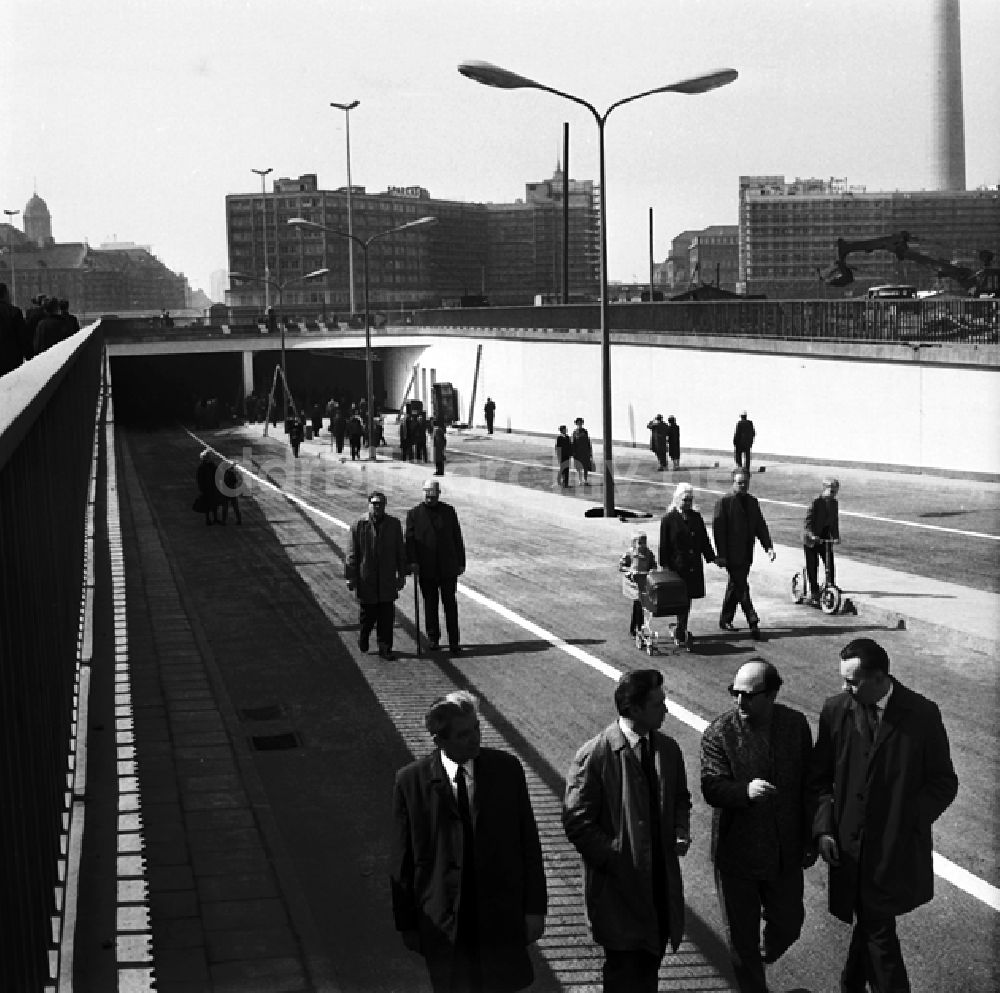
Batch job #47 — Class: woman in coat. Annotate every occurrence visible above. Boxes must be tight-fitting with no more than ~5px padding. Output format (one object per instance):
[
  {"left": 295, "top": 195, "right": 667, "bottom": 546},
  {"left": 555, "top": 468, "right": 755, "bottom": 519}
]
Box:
[
  {"left": 571, "top": 417, "right": 594, "bottom": 486},
  {"left": 658, "top": 482, "right": 719, "bottom": 645}
]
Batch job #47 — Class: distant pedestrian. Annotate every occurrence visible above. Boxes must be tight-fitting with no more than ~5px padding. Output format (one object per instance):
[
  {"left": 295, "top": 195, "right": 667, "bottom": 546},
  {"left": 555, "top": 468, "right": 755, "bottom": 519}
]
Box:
[
  {"left": 733, "top": 411, "right": 756, "bottom": 472},
  {"left": 310, "top": 401, "right": 323, "bottom": 437},
  {"left": 712, "top": 468, "right": 775, "bottom": 640},
  {"left": 390, "top": 690, "right": 547, "bottom": 993},
  {"left": 803, "top": 478, "right": 841, "bottom": 605},
  {"left": 289, "top": 417, "right": 304, "bottom": 458},
  {"left": 666, "top": 415, "right": 680, "bottom": 470},
  {"left": 646, "top": 414, "right": 668, "bottom": 471},
  {"left": 194, "top": 449, "right": 222, "bottom": 525},
  {"left": 332, "top": 405, "right": 347, "bottom": 454},
  {"left": 33, "top": 297, "right": 66, "bottom": 354},
  {"left": 0, "top": 283, "right": 28, "bottom": 376},
  {"left": 406, "top": 479, "right": 466, "bottom": 653},
  {"left": 484, "top": 396, "right": 496, "bottom": 434},
  {"left": 415, "top": 411, "right": 429, "bottom": 463},
  {"left": 347, "top": 409, "right": 364, "bottom": 460},
  {"left": 658, "top": 482, "right": 720, "bottom": 646},
  {"left": 563, "top": 669, "right": 692, "bottom": 993},
  {"left": 59, "top": 299, "right": 81, "bottom": 336},
  {"left": 345, "top": 490, "right": 408, "bottom": 660},
  {"left": 554, "top": 425, "right": 573, "bottom": 488},
  {"left": 810, "top": 638, "right": 958, "bottom": 993},
  {"left": 619, "top": 533, "right": 656, "bottom": 636},
  {"left": 432, "top": 419, "right": 447, "bottom": 475},
  {"left": 572, "top": 417, "right": 594, "bottom": 486},
  {"left": 24, "top": 295, "right": 47, "bottom": 352},
  {"left": 220, "top": 460, "right": 244, "bottom": 525},
  {"left": 701, "top": 659, "right": 817, "bottom": 993}
]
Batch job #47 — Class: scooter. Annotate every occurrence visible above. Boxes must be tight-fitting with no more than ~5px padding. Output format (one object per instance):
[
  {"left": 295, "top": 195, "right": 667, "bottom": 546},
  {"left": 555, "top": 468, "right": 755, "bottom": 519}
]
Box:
[{"left": 791, "top": 538, "right": 842, "bottom": 614}]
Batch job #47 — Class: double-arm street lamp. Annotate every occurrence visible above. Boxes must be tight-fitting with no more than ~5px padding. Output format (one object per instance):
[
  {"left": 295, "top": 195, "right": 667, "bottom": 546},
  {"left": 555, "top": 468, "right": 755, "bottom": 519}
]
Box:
[
  {"left": 459, "top": 60, "right": 738, "bottom": 516},
  {"left": 3, "top": 208, "right": 20, "bottom": 304},
  {"left": 229, "top": 268, "right": 329, "bottom": 427},
  {"left": 251, "top": 167, "right": 274, "bottom": 310},
  {"left": 287, "top": 215, "right": 438, "bottom": 460},
  {"left": 330, "top": 99, "right": 360, "bottom": 315}
]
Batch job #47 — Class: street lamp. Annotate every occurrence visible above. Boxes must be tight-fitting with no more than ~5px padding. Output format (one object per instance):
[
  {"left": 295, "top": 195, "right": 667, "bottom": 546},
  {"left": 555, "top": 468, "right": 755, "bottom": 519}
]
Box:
[
  {"left": 251, "top": 167, "right": 273, "bottom": 310},
  {"left": 3, "top": 209, "right": 19, "bottom": 304},
  {"left": 288, "top": 215, "right": 438, "bottom": 460},
  {"left": 330, "top": 99, "right": 360, "bottom": 315},
  {"left": 229, "top": 267, "right": 328, "bottom": 429},
  {"left": 459, "top": 60, "right": 738, "bottom": 516}
]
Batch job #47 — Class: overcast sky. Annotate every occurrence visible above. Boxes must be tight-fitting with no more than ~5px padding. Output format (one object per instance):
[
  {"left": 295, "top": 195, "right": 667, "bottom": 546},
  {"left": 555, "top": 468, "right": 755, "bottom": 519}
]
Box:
[{"left": 4, "top": 0, "right": 998, "bottom": 296}]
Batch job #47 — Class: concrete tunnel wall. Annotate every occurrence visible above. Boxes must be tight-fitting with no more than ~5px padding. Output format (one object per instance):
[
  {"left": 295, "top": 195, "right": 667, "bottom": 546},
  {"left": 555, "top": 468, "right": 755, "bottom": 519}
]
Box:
[{"left": 380, "top": 335, "right": 1000, "bottom": 476}]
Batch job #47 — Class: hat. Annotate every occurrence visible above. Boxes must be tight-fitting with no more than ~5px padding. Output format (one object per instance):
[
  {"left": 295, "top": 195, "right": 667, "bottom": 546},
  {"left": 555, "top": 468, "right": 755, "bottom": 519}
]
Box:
[{"left": 574, "top": 417, "right": 584, "bottom": 425}]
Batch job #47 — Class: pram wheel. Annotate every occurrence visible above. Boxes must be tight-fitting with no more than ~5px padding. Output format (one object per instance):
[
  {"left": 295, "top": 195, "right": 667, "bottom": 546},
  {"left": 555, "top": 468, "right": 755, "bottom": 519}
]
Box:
[
  {"left": 820, "top": 585, "right": 842, "bottom": 615},
  {"left": 791, "top": 571, "right": 807, "bottom": 603}
]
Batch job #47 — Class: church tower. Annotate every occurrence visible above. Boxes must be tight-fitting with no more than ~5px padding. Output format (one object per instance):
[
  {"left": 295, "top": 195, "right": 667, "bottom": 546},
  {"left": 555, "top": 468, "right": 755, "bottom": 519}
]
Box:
[{"left": 24, "top": 192, "right": 53, "bottom": 247}]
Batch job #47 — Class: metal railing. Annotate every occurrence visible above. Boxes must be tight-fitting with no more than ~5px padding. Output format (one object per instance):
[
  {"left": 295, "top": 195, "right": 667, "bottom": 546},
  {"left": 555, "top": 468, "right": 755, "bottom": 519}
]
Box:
[{"left": 0, "top": 328, "right": 104, "bottom": 990}]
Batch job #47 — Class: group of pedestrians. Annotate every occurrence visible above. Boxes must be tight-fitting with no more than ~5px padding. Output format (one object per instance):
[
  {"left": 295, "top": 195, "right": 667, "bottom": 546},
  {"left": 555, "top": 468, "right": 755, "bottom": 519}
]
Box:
[
  {"left": 390, "top": 641, "right": 957, "bottom": 993},
  {"left": 193, "top": 449, "right": 244, "bottom": 525},
  {"left": 646, "top": 413, "right": 681, "bottom": 471},
  {"left": 554, "top": 416, "right": 595, "bottom": 487},
  {"left": 0, "top": 286, "right": 81, "bottom": 377}
]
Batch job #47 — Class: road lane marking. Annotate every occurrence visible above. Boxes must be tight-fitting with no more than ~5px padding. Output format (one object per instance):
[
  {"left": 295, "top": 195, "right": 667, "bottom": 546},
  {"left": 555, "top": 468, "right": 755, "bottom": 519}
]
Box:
[{"left": 193, "top": 433, "right": 1000, "bottom": 914}]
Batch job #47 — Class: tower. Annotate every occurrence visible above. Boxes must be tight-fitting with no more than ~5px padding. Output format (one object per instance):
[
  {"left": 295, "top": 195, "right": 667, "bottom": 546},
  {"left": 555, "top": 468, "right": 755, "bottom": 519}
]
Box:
[
  {"left": 23, "top": 192, "right": 53, "bottom": 247},
  {"left": 930, "top": 0, "right": 966, "bottom": 191}
]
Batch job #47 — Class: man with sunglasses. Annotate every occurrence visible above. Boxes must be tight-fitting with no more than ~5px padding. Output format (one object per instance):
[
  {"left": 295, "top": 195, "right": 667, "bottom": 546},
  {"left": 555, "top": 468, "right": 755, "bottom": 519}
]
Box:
[{"left": 700, "top": 659, "right": 816, "bottom": 993}]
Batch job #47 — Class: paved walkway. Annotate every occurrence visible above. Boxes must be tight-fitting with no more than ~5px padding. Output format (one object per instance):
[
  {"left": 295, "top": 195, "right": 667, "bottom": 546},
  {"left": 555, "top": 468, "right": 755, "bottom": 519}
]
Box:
[{"left": 102, "top": 422, "right": 997, "bottom": 992}]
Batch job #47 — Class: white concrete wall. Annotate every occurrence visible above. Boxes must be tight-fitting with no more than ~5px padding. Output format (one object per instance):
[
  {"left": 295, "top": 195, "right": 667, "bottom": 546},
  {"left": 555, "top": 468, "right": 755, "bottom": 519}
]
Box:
[{"left": 378, "top": 335, "right": 1000, "bottom": 475}]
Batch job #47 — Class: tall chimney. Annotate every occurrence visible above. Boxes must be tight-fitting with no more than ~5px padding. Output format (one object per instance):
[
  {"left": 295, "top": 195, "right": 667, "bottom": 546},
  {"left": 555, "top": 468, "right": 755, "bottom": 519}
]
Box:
[{"left": 930, "top": 0, "right": 966, "bottom": 191}]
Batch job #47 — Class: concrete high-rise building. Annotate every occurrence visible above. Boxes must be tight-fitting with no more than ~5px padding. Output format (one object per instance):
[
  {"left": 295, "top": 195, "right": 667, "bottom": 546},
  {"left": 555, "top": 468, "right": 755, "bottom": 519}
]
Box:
[{"left": 931, "top": 0, "right": 966, "bottom": 191}]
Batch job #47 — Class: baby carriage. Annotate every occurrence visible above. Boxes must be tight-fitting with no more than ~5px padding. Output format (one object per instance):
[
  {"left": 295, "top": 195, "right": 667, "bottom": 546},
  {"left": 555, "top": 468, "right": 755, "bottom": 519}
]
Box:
[{"left": 631, "top": 568, "right": 691, "bottom": 655}]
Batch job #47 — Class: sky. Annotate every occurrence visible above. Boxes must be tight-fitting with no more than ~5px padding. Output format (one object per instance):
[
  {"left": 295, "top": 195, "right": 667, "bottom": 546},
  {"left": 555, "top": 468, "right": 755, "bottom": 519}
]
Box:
[{"left": 3, "top": 0, "right": 998, "bottom": 296}]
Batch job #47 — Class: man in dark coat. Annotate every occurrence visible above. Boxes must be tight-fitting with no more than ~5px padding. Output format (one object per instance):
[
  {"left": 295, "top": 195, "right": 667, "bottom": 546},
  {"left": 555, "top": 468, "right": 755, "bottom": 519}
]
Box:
[
  {"left": 563, "top": 669, "right": 691, "bottom": 993},
  {"left": 345, "top": 490, "right": 408, "bottom": 660},
  {"left": 554, "top": 425, "right": 573, "bottom": 488},
  {"left": 733, "top": 411, "right": 756, "bottom": 471},
  {"left": 712, "top": 468, "right": 776, "bottom": 640},
  {"left": 658, "top": 482, "right": 719, "bottom": 644},
  {"left": 701, "top": 659, "right": 817, "bottom": 993},
  {"left": 666, "top": 415, "right": 680, "bottom": 470},
  {"left": 406, "top": 479, "right": 466, "bottom": 652},
  {"left": 0, "top": 283, "right": 29, "bottom": 376},
  {"left": 391, "top": 690, "right": 547, "bottom": 993},
  {"left": 646, "top": 414, "right": 668, "bottom": 470},
  {"left": 803, "top": 477, "right": 841, "bottom": 604},
  {"left": 195, "top": 449, "right": 222, "bottom": 525},
  {"left": 810, "top": 638, "right": 957, "bottom": 993},
  {"left": 33, "top": 297, "right": 67, "bottom": 354},
  {"left": 483, "top": 396, "right": 496, "bottom": 434},
  {"left": 571, "top": 416, "right": 594, "bottom": 486}
]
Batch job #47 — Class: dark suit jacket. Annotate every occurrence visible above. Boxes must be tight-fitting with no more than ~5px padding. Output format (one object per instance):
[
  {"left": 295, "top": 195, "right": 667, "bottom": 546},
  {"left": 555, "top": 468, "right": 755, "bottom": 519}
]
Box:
[
  {"left": 406, "top": 501, "right": 466, "bottom": 581},
  {"left": 345, "top": 514, "right": 407, "bottom": 604},
  {"left": 809, "top": 679, "right": 958, "bottom": 922},
  {"left": 390, "top": 747, "right": 547, "bottom": 993},
  {"left": 712, "top": 491, "right": 772, "bottom": 568}
]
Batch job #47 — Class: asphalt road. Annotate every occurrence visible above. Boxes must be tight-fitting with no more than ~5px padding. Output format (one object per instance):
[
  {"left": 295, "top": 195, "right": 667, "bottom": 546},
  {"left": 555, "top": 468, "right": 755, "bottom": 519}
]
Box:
[{"left": 125, "top": 424, "right": 999, "bottom": 993}]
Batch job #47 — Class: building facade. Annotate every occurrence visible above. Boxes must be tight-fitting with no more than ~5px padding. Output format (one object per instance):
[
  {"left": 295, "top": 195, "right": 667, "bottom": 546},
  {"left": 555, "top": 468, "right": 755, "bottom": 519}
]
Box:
[
  {"left": 224, "top": 167, "right": 600, "bottom": 315},
  {"left": 739, "top": 175, "right": 1000, "bottom": 297}
]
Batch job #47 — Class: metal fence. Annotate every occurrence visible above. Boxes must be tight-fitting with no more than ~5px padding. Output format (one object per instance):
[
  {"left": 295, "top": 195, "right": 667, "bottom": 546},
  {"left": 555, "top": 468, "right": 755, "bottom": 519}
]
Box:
[{"left": 0, "top": 328, "right": 103, "bottom": 990}]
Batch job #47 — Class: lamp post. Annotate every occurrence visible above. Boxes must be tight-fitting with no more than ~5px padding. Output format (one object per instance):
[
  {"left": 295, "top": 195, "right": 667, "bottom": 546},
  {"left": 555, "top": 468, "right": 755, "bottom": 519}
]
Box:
[
  {"left": 3, "top": 209, "right": 19, "bottom": 304},
  {"left": 229, "top": 268, "right": 328, "bottom": 428},
  {"left": 288, "top": 215, "right": 438, "bottom": 460},
  {"left": 459, "top": 60, "right": 737, "bottom": 516},
  {"left": 330, "top": 100, "right": 360, "bottom": 315},
  {"left": 251, "top": 167, "right": 273, "bottom": 311}
]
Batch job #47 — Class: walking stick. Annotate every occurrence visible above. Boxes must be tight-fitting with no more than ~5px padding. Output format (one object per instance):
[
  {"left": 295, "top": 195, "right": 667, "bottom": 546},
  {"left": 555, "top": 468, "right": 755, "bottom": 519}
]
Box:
[{"left": 413, "top": 573, "right": 422, "bottom": 657}]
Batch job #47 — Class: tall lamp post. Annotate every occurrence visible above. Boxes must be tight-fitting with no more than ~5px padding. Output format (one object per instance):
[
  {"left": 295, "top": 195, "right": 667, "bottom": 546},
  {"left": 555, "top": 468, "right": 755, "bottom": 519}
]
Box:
[
  {"left": 459, "top": 60, "right": 737, "bottom": 516},
  {"left": 330, "top": 100, "right": 360, "bottom": 315},
  {"left": 229, "top": 268, "right": 328, "bottom": 427},
  {"left": 251, "top": 167, "right": 273, "bottom": 311},
  {"left": 288, "top": 215, "right": 438, "bottom": 460},
  {"left": 3, "top": 208, "right": 20, "bottom": 304}
]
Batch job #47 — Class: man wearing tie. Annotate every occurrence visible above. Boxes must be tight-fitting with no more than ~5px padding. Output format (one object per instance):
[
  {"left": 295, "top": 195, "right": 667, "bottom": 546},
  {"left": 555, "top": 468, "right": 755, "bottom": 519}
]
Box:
[
  {"left": 810, "top": 638, "right": 958, "bottom": 993},
  {"left": 390, "top": 691, "right": 547, "bottom": 993}
]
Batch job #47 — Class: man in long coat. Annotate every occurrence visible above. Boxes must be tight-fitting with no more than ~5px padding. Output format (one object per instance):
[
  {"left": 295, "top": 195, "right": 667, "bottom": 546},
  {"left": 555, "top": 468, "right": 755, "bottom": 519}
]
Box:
[
  {"left": 810, "top": 638, "right": 958, "bottom": 993},
  {"left": 345, "top": 489, "right": 408, "bottom": 660},
  {"left": 391, "top": 690, "right": 547, "bottom": 993},
  {"left": 646, "top": 414, "right": 668, "bottom": 470},
  {"left": 712, "top": 468, "right": 775, "bottom": 640},
  {"left": 733, "top": 410, "right": 756, "bottom": 471},
  {"left": 563, "top": 669, "right": 692, "bottom": 993}
]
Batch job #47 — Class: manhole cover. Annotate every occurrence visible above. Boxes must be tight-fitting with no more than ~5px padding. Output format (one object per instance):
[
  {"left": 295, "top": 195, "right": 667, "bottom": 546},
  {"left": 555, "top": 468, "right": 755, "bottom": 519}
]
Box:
[
  {"left": 250, "top": 732, "right": 301, "bottom": 751},
  {"left": 240, "top": 704, "right": 284, "bottom": 721}
]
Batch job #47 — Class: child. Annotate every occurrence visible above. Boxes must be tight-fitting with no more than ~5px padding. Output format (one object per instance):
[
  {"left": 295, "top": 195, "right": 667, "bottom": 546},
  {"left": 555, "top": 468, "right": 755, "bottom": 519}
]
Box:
[{"left": 619, "top": 533, "right": 657, "bottom": 636}]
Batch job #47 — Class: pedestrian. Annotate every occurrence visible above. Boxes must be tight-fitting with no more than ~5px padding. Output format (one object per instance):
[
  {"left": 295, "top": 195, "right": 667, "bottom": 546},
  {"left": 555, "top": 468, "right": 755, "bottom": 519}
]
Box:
[
  {"left": 619, "top": 533, "right": 656, "bottom": 637},
  {"left": 803, "top": 477, "right": 841, "bottom": 605},
  {"left": 563, "top": 668, "right": 692, "bottom": 993},
  {"left": 484, "top": 396, "right": 496, "bottom": 434},
  {"left": 572, "top": 417, "right": 594, "bottom": 486},
  {"left": 554, "top": 424, "right": 573, "bottom": 488},
  {"left": 33, "top": 297, "right": 66, "bottom": 355},
  {"left": 658, "top": 482, "right": 720, "bottom": 646},
  {"left": 415, "top": 410, "right": 429, "bottom": 463},
  {"left": 406, "top": 479, "right": 466, "bottom": 653},
  {"left": 220, "top": 459, "right": 244, "bottom": 525},
  {"left": 666, "top": 415, "right": 680, "bottom": 470},
  {"left": 432, "top": 418, "right": 447, "bottom": 476},
  {"left": 310, "top": 400, "right": 323, "bottom": 438},
  {"left": 0, "top": 283, "right": 29, "bottom": 376},
  {"left": 712, "top": 468, "right": 776, "bottom": 640},
  {"left": 332, "top": 404, "right": 347, "bottom": 454},
  {"left": 646, "top": 414, "right": 668, "bottom": 470},
  {"left": 701, "top": 659, "right": 817, "bottom": 993},
  {"left": 24, "top": 295, "right": 47, "bottom": 353},
  {"left": 345, "top": 490, "right": 408, "bottom": 660},
  {"left": 810, "top": 638, "right": 958, "bottom": 993},
  {"left": 733, "top": 410, "right": 756, "bottom": 472},
  {"left": 288, "top": 416, "right": 304, "bottom": 458},
  {"left": 194, "top": 449, "right": 222, "bottom": 525},
  {"left": 390, "top": 690, "right": 547, "bottom": 993},
  {"left": 347, "top": 408, "right": 364, "bottom": 460},
  {"left": 59, "top": 299, "right": 81, "bottom": 336}
]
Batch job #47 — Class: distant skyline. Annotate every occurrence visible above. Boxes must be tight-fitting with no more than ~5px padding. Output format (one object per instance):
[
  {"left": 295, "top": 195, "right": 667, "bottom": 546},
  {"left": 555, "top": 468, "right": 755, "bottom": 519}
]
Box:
[{"left": 4, "top": 0, "right": 998, "bottom": 297}]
